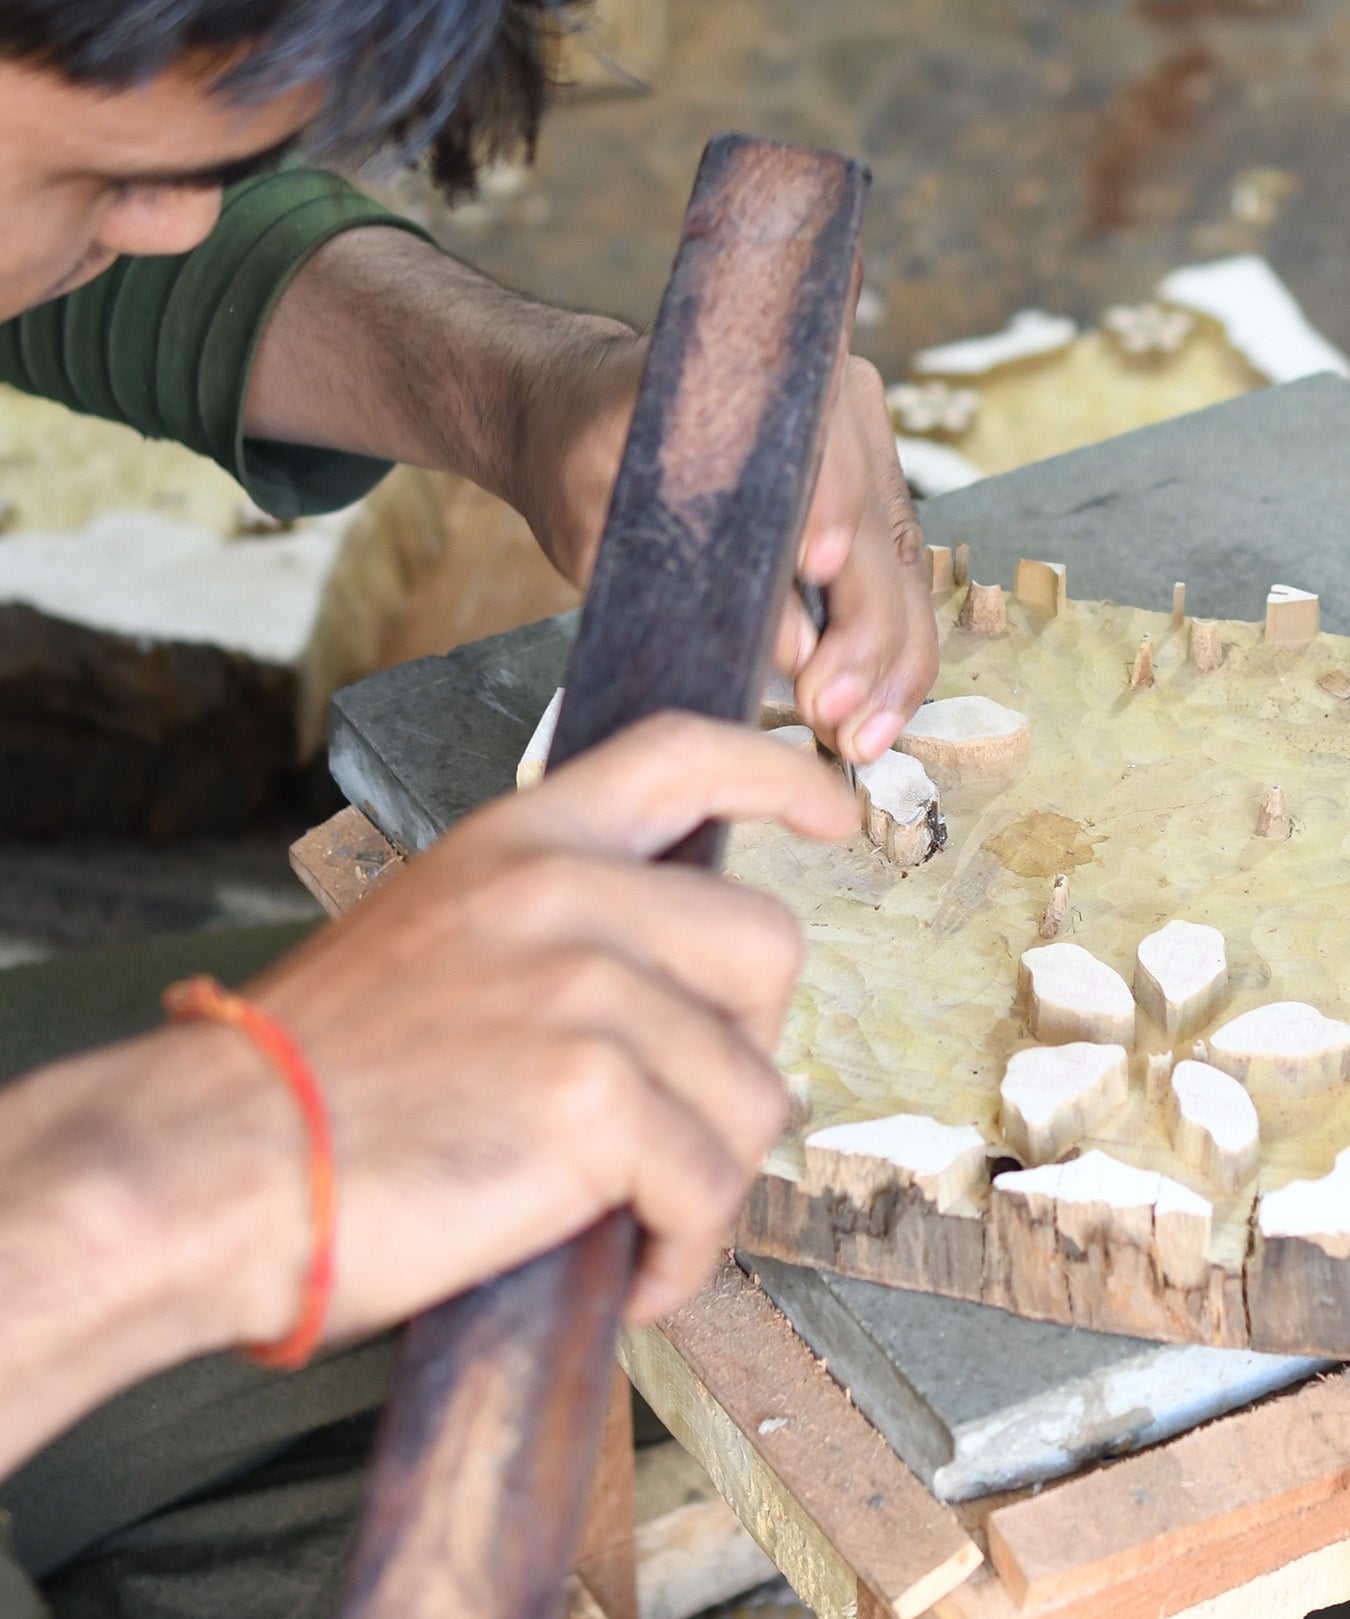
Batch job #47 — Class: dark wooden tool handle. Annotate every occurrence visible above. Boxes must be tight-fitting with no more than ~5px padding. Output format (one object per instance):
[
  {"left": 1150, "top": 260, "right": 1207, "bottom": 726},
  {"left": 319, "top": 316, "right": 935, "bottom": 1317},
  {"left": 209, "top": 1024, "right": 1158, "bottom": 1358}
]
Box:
[{"left": 340, "top": 133, "right": 869, "bottom": 1619}]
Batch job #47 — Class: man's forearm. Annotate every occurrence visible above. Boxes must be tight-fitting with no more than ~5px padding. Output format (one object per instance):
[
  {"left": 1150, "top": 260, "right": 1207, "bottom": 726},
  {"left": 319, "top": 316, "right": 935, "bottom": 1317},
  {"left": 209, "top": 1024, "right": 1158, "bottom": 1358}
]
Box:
[
  {"left": 245, "top": 227, "right": 640, "bottom": 578},
  {"left": 0, "top": 1026, "right": 302, "bottom": 1478}
]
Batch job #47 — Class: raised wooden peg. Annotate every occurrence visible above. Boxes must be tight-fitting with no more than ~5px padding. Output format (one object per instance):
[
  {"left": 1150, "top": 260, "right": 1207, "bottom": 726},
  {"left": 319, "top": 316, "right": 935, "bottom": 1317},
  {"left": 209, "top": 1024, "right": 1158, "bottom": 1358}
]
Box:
[
  {"left": 1013, "top": 558, "right": 1067, "bottom": 616},
  {"left": 1255, "top": 785, "right": 1288, "bottom": 840},
  {"left": 855, "top": 750, "right": 943, "bottom": 866},
  {"left": 1039, "top": 873, "right": 1069, "bottom": 940},
  {"left": 953, "top": 541, "right": 970, "bottom": 587},
  {"left": 804, "top": 1113, "right": 988, "bottom": 1214},
  {"left": 957, "top": 581, "right": 1006, "bottom": 636},
  {"left": 1129, "top": 635, "right": 1154, "bottom": 691},
  {"left": 999, "top": 1042, "right": 1129, "bottom": 1166},
  {"left": 925, "top": 545, "right": 955, "bottom": 592},
  {"left": 1172, "top": 582, "right": 1186, "bottom": 625},
  {"left": 1189, "top": 619, "right": 1222, "bottom": 672},
  {"left": 1206, "top": 1002, "right": 1350, "bottom": 1096},
  {"left": 1265, "top": 584, "right": 1319, "bottom": 645},
  {"left": 1167, "top": 1059, "right": 1260, "bottom": 1192},
  {"left": 896, "top": 695, "right": 1029, "bottom": 788},
  {"left": 1019, "top": 941, "right": 1136, "bottom": 1046},
  {"left": 1133, "top": 920, "right": 1229, "bottom": 1041}
]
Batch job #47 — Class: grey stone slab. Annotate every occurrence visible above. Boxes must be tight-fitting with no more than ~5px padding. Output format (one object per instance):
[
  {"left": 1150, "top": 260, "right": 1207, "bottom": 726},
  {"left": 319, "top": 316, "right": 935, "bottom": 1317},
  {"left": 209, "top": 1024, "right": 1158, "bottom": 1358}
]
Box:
[
  {"left": 745, "top": 1254, "right": 1329, "bottom": 1502},
  {"left": 918, "top": 373, "right": 1350, "bottom": 629},
  {"left": 329, "top": 611, "right": 575, "bottom": 853}
]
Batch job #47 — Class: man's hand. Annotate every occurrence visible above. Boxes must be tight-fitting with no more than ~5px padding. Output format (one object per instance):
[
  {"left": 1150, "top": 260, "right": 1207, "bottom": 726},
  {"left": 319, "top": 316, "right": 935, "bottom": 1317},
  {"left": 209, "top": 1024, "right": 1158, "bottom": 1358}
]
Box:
[
  {"left": 523, "top": 344, "right": 939, "bottom": 768},
  {"left": 248, "top": 716, "right": 854, "bottom": 1340},
  {"left": 779, "top": 356, "right": 939, "bottom": 764}
]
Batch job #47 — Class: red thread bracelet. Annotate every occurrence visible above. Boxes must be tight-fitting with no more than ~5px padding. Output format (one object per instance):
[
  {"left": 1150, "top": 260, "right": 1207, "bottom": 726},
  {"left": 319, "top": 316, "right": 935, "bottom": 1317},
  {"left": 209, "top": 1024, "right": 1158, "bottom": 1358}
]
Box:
[{"left": 163, "top": 974, "right": 337, "bottom": 1371}]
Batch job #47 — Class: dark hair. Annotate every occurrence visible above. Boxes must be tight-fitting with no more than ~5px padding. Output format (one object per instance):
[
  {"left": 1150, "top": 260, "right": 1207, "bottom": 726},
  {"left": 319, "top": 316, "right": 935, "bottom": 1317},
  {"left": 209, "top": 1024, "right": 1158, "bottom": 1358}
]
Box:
[{"left": 0, "top": 0, "right": 580, "bottom": 195}]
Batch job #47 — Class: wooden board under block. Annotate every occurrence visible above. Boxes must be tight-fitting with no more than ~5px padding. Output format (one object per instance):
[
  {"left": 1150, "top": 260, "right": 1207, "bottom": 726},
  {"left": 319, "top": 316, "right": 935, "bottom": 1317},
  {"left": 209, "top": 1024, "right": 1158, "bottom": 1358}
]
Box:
[{"left": 734, "top": 587, "right": 1350, "bottom": 1357}]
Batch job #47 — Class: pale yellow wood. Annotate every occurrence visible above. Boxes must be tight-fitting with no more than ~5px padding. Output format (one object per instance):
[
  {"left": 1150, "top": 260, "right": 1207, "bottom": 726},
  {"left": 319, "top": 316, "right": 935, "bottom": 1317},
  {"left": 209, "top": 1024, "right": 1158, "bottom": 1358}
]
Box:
[
  {"left": 1169, "top": 1534, "right": 1350, "bottom": 1619},
  {"left": 805, "top": 1114, "right": 988, "bottom": 1213},
  {"left": 1205, "top": 1002, "right": 1350, "bottom": 1097},
  {"left": 1317, "top": 668, "right": 1350, "bottom": 700},
  {"left": 1128, "top": 635, "right": 1154, "bottom": 690},
  {"left": 1265, "top": 584, "right": 1319, "bottom": 645},
  {"left": 927, "top": 546, "right": 956, "bottom": 592},
  {"left": 1012, "top": 559, "right": 1066, "bottom": 615},
  {"left": 957, "top": 582, "right": 1007, "bottom": 635},
  {"left": 556, "top": 0, "right": 667, "bottom": 89},
  {"left": 1167, "top": 1060, "right": 1260, "bottom": 1192},
  {"left": 1189, "top": 618, "right": 1223, "bottom": 671},
  {"left": 998, "top": 1043, "right": 1128, "bottom": 1166},
  {"left": 1038, "top": 873, "right": 1069, "bottom": 939},
  {"left": 897, "top": 697, "right": 1029, "bottom": 789},
  {"left": 1254, "top": 784, "right": 1288, "bottom": 839},
  {"left": 856, "top": 751, "right": 942, "bottom": 866},
  {"left": 1019, "top": 942, "right": 1136, "bottom": 1046},
  {"left": 1258, "top": 1147, "right": 1350, "bottom": 1259},
  {"left": 1134, "top": 920, "right": 1229, "bottom": 1041},
  {"left": 1172, "top": 582, "right": 1187, "bottom": 625}
]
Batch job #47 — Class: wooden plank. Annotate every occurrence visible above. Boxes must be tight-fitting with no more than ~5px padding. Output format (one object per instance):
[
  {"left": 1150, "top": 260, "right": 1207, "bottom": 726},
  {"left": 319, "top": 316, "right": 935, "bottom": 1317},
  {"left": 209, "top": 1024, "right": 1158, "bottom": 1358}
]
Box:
[
  {"left": 620, "top": 1262, "right": 980, "bottom": 1619},
  {"left": 574, "top": 1366, "right": 638, "bottom": 1619},
  {"left": 288, "top": 804, "right": 401, "bottom": 917},
  {"left": 985, "top": 1369, "right": 1350, "bottom": 1611}
]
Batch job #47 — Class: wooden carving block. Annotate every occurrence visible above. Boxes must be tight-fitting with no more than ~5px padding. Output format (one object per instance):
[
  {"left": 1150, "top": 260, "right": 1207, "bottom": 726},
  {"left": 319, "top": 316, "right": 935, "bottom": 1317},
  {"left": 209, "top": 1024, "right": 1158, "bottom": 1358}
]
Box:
[
  {"left": 998, "top": 1042, "right": 1129, "bottom": 1166},
  {"left": 518, "top": 687, "right": 565, "bottom": 788},
  {"left": 1188, "top": 617, "right": 1223, "bottom": 671},
  {"left": 855, "top": 750, "right": 943, "bottom": 866},
  {"left": 1012, "top": 558, "right": 1066, "bottom": 616},
  {"left": 1205, "top": 1002, "right": 1350, "bottom": 1097},
  {"left": 1167, "top": 1059, "right": 1260, "bottom": 1191},
  {"left": 1019, "top": 942, "right": 1135, "bottom": 1047},
  {"left": 1259, "top": 1148, "right": 1350, "bottom": 1259},
  {"left": 804, "top": 1113, "right": 988, "bottom": 1214},
  {"left": 956, "top": 581, "right": 1006, "bottom": 635},
  {"left": 1133, "top": 919, "right": 1229, "bottom": 1041},
  {"left": 1265, "top": 583, "right": 1319, "bottom": 645},
  {"left": 895, "top": 695, "right": 1029, "bottom": 788},
  {"left": 993, "top": 1150, "right": 1213, "bottom": 1291}
]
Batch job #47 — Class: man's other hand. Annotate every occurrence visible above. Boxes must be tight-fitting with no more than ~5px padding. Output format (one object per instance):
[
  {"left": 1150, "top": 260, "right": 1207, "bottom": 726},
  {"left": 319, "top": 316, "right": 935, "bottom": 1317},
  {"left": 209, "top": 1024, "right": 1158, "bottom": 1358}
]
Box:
[{"left": 229, "top": 716, "right": 857, "bottom": 1344}]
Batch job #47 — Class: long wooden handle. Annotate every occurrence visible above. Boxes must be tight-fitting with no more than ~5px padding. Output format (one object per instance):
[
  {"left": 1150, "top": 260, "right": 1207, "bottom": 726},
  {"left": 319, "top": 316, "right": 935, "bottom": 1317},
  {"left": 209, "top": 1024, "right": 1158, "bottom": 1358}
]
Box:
[{"left": 339, "top": 133, "right": 869, "bottom": 1619}]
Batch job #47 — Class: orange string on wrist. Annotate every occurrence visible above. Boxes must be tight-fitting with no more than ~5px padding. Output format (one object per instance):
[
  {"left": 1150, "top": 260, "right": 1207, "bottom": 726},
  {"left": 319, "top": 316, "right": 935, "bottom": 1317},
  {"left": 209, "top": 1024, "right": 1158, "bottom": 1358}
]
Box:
[{"left": 163, "top": 974, "right": 336, "bottom": 1372}]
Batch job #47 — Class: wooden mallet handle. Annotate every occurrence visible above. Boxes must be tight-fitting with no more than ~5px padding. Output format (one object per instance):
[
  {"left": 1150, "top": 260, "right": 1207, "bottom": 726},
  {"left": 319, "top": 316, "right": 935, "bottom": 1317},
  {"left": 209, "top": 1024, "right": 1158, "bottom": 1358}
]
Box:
[{"left": 338, "top": 132, "right": 870, "bottom": 1619}]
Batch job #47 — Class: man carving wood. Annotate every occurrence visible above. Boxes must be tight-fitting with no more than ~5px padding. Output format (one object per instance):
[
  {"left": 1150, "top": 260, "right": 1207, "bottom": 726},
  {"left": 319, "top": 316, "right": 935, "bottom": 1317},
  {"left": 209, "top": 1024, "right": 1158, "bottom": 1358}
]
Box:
[{"left": 0, "top": 4, "right": 938, "bottom": 1613}]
